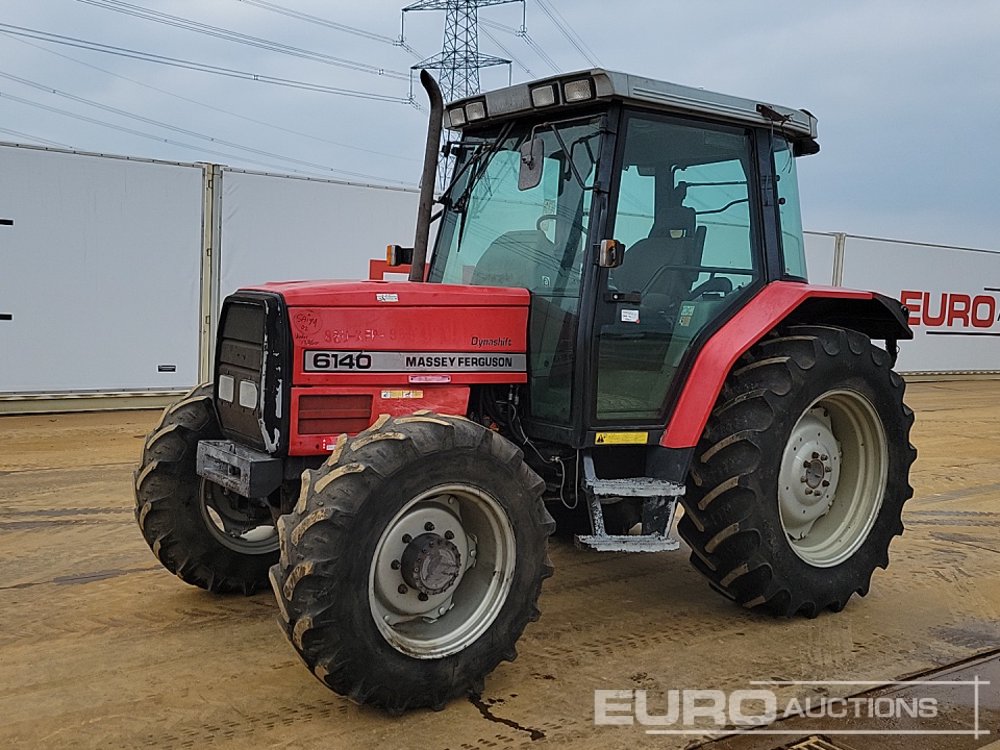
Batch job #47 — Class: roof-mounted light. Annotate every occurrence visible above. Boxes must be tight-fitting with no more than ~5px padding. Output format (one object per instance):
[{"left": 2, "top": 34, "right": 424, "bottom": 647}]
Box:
[
  {"left": 447, "top": 106, "right": 466, "bottom": 127},
  {"left": 530, "top": 83, "right": 558, "bottom": 108},
  {"left": 563, "top": 78, "right": 594, "bottom": 103},
  {"left": 465, "top": 100, "right": 487, "bottom": 122}
]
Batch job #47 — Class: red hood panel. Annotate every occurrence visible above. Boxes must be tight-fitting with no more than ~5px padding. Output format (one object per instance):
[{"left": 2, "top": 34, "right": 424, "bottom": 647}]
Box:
[{"left": 245, "top": 280, "right": 530, "bottom": 308}]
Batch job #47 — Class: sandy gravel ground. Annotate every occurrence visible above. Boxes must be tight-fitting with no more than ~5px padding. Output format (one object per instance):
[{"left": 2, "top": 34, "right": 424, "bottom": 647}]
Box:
[{"left": 0, "top": 380, "right": 997, "bottom": 749}]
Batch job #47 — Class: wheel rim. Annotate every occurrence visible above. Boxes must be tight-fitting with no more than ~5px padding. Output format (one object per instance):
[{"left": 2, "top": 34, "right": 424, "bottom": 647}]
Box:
[
  {"left": 777, "top": 390, "right": 888, "bottom": 568},
  {"left": 198, "top": 479, "right": 279, "bottom": 554},
  {"left": 369, "top": 484, "right": 516, "bottom": 659}
]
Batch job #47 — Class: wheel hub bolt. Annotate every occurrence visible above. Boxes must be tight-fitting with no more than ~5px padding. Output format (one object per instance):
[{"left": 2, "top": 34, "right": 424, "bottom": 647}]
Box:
[
  {"left": 444, "top": 530, "right": 455, "bottom": 539},
  {"left": 424, "top": 521, "right": 435, "bottom": 531},
  {"left": 397, "top": 584, "right": 408, "bottom": 595},
  {"left": 825, "top": 466, "right": 832, "bottom": 474},
  {"left": 402, "top": 534, "right": 412, "bottom": 544},
  {"left": 812, "top": 452, "right": 819, "bottom": 459},
  {"left": 821, "top": 454, "right": 828, "bottom": 461},
  {"left": 822, "top": 480, "right": 830, "bottom": 487},
  {"left": 391, "top": 559, "right": 400, "bottom": 570},
  {"left": 417, "top": 592, "right": 429, "bottom": 602}
]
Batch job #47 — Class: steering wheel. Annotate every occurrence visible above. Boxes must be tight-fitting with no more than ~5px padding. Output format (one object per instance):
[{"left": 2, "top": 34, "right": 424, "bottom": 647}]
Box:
[
  {"left": 638, "top": 264, "right": 733, "bottom": 300},
  {"left": 535, "top": 213, "right": 587, "bottom": 235}
]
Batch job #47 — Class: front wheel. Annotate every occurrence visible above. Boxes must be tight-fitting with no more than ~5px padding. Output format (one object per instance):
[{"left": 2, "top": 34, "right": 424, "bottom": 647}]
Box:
[
  {"left": 679, "top": 326, "right": 916, "bottom": 617},
  {"left": 270, "top": 412, "right": 554, "bottom": 712},
  {"left": 134, "top": 384, "right": 279, "bottom": 593}
]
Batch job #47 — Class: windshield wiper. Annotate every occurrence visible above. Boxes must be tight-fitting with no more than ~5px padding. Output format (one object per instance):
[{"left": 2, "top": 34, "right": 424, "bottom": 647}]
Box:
[{"left": 439, "top": 121, "right": 516, "bottom": 214}]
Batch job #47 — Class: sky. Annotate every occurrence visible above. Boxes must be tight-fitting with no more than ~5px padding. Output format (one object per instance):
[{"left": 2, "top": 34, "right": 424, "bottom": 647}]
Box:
[{"left": 1, "top": 0, "right": 998, "bottom": 250}]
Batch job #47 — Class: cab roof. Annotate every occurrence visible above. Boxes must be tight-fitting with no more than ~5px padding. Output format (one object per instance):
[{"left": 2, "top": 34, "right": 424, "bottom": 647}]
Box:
[{"left": 444, "top": 68, "right": 818, "bottom": 142}]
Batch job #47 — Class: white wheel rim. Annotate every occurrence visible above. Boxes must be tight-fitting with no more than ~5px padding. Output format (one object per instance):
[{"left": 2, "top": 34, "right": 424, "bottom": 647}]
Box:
[
  {"left": 369, "top": 484, "right": 516, "bottom": 659},
  {"left": 777, "top": 390, "right": 888, "bottom": 568},
  {"left": 199, "top": 480, "right": 278, "bottom": 554}
]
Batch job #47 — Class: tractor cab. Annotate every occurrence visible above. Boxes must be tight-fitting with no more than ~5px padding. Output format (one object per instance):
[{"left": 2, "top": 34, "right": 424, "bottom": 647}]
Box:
[{"left": 425, "top": 70, "right": 816, "bottom": 449}]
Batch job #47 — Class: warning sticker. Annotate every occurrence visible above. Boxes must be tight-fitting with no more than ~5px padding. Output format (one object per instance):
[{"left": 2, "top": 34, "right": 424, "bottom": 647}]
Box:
[
  {"left": 621, "top": 308, "right": 640, "bottom": 323},
  {"left": 380, "top": 390, "right": 424, "bottom": 399},
  {"left": 595, "top": 431, "right": 648, "bottom": 445},
  {"left": 678, "top": 302, "right": 696, "bottom": 327}
]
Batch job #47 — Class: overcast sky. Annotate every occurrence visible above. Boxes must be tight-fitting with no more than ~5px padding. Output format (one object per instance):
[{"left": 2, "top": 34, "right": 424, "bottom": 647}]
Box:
[{"left": 1, "top": 0, "right": 998, "bottom": 250}]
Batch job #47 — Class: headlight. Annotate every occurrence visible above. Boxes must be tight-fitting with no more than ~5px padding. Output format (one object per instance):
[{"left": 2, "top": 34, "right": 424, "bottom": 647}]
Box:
[
  {"left": 238, "top": 380, "right": 258, "bottom": 409},
  {"left": 218, "top": 374, "right": 235, "bottom": 403}
]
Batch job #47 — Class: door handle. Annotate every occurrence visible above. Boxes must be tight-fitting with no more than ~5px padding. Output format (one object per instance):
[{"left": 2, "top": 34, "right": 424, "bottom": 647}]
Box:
[{"left": 604, "top": 291, "right": 641, "bottom": 304}]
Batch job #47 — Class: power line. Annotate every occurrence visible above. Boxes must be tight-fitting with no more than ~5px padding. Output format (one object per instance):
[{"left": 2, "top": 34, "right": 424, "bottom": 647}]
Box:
[
  {"left": 533, "top": 0, "right": 600, "bottom": 67},
  {"left": 481, "top": 18, "right": 560, "bottom": 73},
  {"left": 0, "top": 126, "right": 73, "bottom": 149},
  {"left": 0, "top": 24, "right": 414, "bottom": 105},
  {"left": 235, "top": 0, "right": 424, "bottom": 59},
  {"left": 481, "top": 25, "right": 533, "bottom": 77},
  {"left": 5, "top": 33, "right": 421, "bottom": 164},
  {"left": 0, "top": 89, "right": 334, "bottom": 177},
  {"left": 0, "top": 69, "right": 413, "bottom": 184},
  {"left": 0, "top": 79, "right": 415, "bottom": 185},
  {"left": 77, "top": 0, "right": 411, "bottom": 81},
  {"left": 0, "top": 71, "right": 362, "bottom": 176}
]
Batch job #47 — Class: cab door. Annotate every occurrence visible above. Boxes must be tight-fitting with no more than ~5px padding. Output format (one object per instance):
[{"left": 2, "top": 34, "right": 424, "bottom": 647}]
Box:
[{"left": 592, "top": 113, "right": 765, "bottom": 425}]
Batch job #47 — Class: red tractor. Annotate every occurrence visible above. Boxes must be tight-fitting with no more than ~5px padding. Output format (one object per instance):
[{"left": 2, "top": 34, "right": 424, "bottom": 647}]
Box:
[{"left": 135, "top": 70, "right": 915, "bottom": 712}]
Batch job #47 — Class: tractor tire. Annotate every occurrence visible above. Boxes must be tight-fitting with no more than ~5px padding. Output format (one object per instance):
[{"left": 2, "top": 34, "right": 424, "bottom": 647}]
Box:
[
  {"left": 678, "top": 325, "right": 916, "bottom": 617},
  {"left": 270, "top": 412, "right": 555, "bottom": 713},
  {"left": 134, "top": 383, "right": 279, "bottom": 594}
]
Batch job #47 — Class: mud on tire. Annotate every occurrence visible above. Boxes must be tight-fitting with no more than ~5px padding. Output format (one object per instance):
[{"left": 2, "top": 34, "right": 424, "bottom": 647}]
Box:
[
  {"left": 678, "top": 325, "right": 917, "bottom": 617},
  {"left": 134, "top": 383, "right": 278, "bottom": 594},
  {"left": 270, "top": 412, "right": 555, "bottom": 713}
]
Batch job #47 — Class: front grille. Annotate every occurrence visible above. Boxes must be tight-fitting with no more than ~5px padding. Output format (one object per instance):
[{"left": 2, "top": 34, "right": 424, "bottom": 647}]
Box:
[
  {"left": 298, "top": 394, "right": 373, "bottom": 434},
  {"left": 215, "top": 292, "right": 290, "bottom": 454}
]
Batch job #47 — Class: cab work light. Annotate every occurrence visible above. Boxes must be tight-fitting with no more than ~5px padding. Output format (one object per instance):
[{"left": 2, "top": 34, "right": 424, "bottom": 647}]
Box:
[
  {"left": 530, "top": 84, "right": 557, "bottom": 108},
  {"left": 563, "top": 78, "right": 594, "bottom": 103},
  {"left": 447, "top": 107, "right": 466, "bottom": 127},
  {"left": 465, "top": 100, "right": 487, "bottom": 121}
]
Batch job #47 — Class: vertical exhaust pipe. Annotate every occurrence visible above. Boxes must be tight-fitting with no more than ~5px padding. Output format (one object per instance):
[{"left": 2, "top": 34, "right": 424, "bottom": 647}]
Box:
[{"left": 409, "top": 69, "right": 444, "bottom": 282}]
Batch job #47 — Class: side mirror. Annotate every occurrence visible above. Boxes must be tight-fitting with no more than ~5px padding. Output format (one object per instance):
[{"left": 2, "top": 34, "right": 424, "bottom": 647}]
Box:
[
  {"left": 596, "top": 239, "right": 625, "bottom": 269},
  {"left": 518, "top": 138, "right": 544, "bottom": 191}
]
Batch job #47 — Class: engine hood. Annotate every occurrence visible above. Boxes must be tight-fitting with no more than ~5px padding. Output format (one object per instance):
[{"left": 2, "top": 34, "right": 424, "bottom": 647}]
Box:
[{"left": 245, "top": 279, "right": 530, "bottom": 308}]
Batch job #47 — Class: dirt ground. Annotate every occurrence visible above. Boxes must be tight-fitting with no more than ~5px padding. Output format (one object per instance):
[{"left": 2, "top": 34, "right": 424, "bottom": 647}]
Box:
[{"left": 1, "top": 380, "right": 998, "bottom": 750}]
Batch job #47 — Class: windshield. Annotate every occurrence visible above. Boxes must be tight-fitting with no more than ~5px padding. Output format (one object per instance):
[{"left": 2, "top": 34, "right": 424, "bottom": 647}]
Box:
[
  {"left": 428, "top": 116, "right": 604, "bottom": 426},
  {"left": 428, "top": 116, "right": 603, "bottom": 296}
]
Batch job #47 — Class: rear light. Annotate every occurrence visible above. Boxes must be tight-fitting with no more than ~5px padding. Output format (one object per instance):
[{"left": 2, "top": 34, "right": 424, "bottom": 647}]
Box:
[{"left": 297, "top": 394, "right": 372, "bottom": 435}]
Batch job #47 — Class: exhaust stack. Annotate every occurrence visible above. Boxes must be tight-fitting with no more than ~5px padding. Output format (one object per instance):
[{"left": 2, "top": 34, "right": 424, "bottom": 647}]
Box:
[{"left": 408, "top": 70, "right": 444, "bottom": 282}]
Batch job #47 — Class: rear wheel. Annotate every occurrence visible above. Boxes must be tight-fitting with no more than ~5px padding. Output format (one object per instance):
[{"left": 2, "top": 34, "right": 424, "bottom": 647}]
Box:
[
  {"left": 679, "top": 326, "right": 916, "bottom": 616},
  {"left": 271, "top": 412, "right": 555, "bottom": 712},
  {"left": 134, "top": 384, "right": 279, "bottom": 594}
]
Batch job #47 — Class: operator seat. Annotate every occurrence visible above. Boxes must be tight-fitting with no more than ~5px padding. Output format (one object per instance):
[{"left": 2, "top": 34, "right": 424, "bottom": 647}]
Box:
[
  {"left": 471, "top": 229, "right": 559, "bottom": 290},
  {"left": 611, "top": 206, "right": 707, "bottom": 305}
]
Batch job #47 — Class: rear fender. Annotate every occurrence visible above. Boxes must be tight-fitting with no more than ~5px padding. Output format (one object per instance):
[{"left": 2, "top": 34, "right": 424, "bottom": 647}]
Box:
[{"left": 661, "top": 282, "right": 911, "bottom": 450}]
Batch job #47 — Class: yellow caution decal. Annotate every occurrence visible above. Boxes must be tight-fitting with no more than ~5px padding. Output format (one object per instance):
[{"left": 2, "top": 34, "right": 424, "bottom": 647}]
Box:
[
  {"left": 594, "top": 431, "right": 648, "bottom": 445},
  {"left": 380, "top": 390, "right": 424, "bottom": 399}
]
